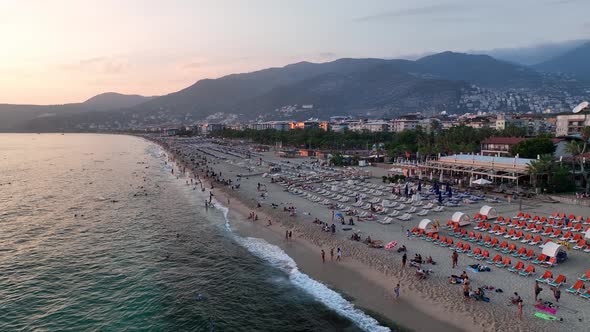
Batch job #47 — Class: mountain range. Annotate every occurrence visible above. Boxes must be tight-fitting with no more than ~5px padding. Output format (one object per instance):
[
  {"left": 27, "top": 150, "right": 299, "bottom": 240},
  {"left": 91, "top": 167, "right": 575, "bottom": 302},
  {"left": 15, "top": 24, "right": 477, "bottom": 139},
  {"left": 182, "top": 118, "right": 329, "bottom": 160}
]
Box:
[
  {"left": 6, "top": 42, "right": 590, "bottom": 132},
  {"left": 0, "top": 93, "right": 154, "bottom": 131}
]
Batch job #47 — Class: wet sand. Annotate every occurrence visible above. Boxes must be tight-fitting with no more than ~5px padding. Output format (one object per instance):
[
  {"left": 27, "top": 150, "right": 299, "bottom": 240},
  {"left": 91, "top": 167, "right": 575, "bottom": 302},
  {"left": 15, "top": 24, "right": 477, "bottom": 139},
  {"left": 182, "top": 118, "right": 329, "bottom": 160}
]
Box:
[{"left": 145, "top": 135, "right": 589, "bottom": 332}]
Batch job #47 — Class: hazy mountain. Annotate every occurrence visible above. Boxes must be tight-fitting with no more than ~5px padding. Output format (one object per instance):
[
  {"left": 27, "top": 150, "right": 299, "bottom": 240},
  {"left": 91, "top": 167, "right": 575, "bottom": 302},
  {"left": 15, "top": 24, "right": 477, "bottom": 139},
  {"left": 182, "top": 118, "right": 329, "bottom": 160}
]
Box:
[
  {"left": 17, "top": 51, "right": 589, "bottom": 131},
  {"left": 472, "top": 39, "right": 588, "bottom": 66},
  {"left": 135, "top": 58, "right": 391, "bottom": 116},
  {"left": 0, "top": 92, "right": 152, "bottom": 131},
  {"left": 236, "top": 64, "right": 466, "bottom": 119},
  {"left": 412, "top": 51, "right": 543, "bottom": 88},
  {"left": 128, "top": 53, "right": 539, "bottom": 118},
  {"left": 83, "top": 92, "right": 155, "bottom": 111},
  {"left": 534, "top": 41, "right": 590, "bottom": 80}
]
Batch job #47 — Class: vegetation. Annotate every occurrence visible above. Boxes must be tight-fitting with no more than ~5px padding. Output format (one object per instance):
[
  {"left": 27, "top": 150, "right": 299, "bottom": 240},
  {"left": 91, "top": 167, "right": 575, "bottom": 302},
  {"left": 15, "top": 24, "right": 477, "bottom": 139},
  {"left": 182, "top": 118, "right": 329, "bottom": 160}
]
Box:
[
  {"left": 565, "top": 127, "right": 590, "bottom": 192},
  {"left": 213, "top": 124, "right": 588, "bottom": 193},
  {"left": 214, "top": 124, "right": 529, "bottom": 159},
  {"left": 511, "top": 137, "right": 556, "bottom": 158}
]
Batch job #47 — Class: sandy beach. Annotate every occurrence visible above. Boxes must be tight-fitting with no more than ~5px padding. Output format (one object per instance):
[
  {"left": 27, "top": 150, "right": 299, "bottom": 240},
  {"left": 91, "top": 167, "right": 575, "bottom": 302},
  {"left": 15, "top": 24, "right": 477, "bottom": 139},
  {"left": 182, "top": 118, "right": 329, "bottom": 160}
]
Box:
[{"left": 147, "top": 135, "right": 590, "bottom": 332}]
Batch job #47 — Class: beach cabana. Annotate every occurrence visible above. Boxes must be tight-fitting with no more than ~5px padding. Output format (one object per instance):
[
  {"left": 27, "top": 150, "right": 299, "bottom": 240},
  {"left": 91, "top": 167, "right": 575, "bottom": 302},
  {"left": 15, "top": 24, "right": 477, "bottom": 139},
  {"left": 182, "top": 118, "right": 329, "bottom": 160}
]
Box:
[
  {"left": 479, "top": 205, "right": 498, "bottom": 220},
  {"left": 542, "top": 241, "right": 568, "bottom": 263},
  {"left": 451, "top": 212, "right": 471, "bottom": 227},
  {"left": 418, "top": 219, "right": 438, "bottom": 234}
]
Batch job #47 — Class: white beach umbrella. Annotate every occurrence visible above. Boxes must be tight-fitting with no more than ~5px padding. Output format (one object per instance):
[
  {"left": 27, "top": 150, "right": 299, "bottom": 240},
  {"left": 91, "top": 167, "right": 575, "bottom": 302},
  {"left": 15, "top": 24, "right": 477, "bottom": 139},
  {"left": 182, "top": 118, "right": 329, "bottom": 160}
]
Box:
[{"left": 472, "top": 178, "right": 492, "bottom": 185}]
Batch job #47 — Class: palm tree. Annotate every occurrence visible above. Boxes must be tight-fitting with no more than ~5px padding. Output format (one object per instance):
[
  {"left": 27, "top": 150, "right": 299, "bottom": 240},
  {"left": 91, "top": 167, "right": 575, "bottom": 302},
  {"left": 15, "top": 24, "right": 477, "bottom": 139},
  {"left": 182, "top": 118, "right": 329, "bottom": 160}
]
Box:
[
  {"left": 566, "top": 127, "right": 590, "bottom": 192},
  {"left": 527, "top": 155, "right": 555, "bottom": 192}
]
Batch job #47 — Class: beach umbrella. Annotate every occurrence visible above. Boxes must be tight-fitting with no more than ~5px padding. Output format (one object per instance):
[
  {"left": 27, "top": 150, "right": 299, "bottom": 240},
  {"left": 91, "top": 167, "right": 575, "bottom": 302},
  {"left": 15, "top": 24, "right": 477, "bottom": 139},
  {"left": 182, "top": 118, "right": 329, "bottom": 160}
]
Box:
[
  {"left": 335, "top": 212, "right": 343, "bottom": 218},
  {"left": 417, "top": 181, "right": 422, "bottom": 192},
  {"left": 472, "top": 178, "right": 492, "bottom": 185},
  {"left": 438, "top": 191, "right": 443, "bottom": 204}
]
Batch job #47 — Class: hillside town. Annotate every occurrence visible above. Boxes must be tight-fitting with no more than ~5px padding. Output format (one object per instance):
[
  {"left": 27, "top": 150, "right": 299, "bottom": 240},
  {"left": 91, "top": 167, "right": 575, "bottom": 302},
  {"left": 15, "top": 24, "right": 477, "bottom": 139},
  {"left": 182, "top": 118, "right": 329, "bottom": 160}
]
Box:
[{"left": 159, "top": 107, "right": 589, "bottom": 139}]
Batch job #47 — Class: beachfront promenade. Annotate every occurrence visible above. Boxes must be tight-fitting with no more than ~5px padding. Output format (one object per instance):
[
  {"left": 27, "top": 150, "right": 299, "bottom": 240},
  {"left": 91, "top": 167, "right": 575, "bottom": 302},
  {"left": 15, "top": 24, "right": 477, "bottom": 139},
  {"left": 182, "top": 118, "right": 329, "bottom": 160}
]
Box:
[{"left": 150, "top": 136, "right": 590, "bottom": 332}]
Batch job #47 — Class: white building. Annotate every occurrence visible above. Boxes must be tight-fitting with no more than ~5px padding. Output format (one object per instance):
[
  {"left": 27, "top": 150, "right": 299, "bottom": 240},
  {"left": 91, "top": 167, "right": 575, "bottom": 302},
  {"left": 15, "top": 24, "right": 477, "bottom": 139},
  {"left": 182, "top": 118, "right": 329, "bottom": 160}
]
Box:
[
  {"left": 556, "top": 113, "right": 590, "bottom": 137},
  {"left": 390, "top": 118, "right": 419, "bottom": 132}
]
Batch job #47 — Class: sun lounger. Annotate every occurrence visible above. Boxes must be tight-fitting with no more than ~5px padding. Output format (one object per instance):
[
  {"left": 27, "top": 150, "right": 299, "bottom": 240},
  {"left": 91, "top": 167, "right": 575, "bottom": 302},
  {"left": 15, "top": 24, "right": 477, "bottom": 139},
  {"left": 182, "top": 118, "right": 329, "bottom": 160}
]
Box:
[
  {"left": 548, "top": 274, "right": 566, "bottom": 288},
  {"left": 542, "top": 257, "right": 557, "bottom": 267},
  {"left": 566, "top": 280, "right": 585, "bottom": 294},
  {"left": 388, "top": 210, "right": 400, "bottom": 217},
  {"left": 486, "top": 254, "right": 502, "bottom": 265},
  {"left": 378, "top": 218, "right": 392, "bottom": 225},
  {"left": 532, "top": 254, "right": 547, "bottom": 265},
  {"left": 496, "top": 257, "right": 511, "bottom": 268},
  {"left": 394, "top": 204, "right": 406, "bottom": 210},
  {"left": 580, "top": 289, "right": 590, "bottom": 299},
  {"left": 536, "top": 270, "right": 553, "bottom": 283},
  {"left": 579, "top": 269, "right": 590, "bottom": 282},
  {"left": 519, "top": 265, "right": 535, "bottom": 277},
  {"left": 512, "top": 247, "right": 526, "bottom": 258},
  {"left": 508, "top": 261, "right": 524, "bottom": 273},
  {"left": 573, "top": 240, "right": 587, "bottom": 250},
  {"left": 467, "top": 247, "right": 481, "bottom": 257}
]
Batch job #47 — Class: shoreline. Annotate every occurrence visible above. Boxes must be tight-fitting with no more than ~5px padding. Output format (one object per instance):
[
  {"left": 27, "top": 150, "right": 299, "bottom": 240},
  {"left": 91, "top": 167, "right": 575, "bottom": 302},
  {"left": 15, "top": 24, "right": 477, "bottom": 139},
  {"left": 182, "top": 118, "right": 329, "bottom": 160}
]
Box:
[
  {"left": 144, "top": 135, "right": 479, "bottom": 331},
  {"left": 144, "top": 135, "right": 559, "bottom": 332}
]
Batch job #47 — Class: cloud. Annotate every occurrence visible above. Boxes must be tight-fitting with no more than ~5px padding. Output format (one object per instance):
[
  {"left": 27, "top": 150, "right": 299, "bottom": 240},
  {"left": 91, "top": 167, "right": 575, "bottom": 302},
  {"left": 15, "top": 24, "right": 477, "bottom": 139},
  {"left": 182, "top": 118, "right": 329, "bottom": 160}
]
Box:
[
  {"left": 355, "top": 3, "right": 462, "bottom": 22},
  {"left": 318, "top": 52, "right": 337, "bottom": 58},
  {"left": 60, "top": 56, "right": 129, "bottom": 74},
  {"left": 547, "top": 0, "right": 583, "bottom": 4},
  {"left": 182, "top": 61, "right": 205, "bottom": 69}
]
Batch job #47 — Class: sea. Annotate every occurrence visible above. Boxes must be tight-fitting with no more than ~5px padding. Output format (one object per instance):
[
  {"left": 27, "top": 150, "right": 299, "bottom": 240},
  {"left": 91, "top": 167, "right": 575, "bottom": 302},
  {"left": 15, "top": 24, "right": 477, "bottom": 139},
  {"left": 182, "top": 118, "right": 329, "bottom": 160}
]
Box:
[{"left": 0, "top": 134, "right": 393, "bottom": 332}]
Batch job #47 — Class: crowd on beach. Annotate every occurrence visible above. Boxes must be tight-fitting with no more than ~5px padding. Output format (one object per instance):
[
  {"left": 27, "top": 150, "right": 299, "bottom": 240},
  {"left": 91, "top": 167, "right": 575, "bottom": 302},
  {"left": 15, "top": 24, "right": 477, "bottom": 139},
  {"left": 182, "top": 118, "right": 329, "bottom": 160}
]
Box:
[{"left": 146, "top": 136, "right": 587, "bottom": 332}]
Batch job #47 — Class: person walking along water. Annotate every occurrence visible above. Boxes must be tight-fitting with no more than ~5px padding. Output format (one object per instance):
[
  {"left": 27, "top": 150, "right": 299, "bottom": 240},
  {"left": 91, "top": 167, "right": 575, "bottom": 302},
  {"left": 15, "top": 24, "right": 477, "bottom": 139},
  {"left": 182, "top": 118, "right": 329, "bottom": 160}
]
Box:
[
  {"left": 336, "top": 248, "right": 341, "bottom": 261},
  {"left": 394, "top": 283, "right": 400, "bottom": 300},
  {"left": 321, "top": 250, "right": 325, "bottom": 263},
  {"left": 402, "top": 253, "right": 407, "bottom": 268}
]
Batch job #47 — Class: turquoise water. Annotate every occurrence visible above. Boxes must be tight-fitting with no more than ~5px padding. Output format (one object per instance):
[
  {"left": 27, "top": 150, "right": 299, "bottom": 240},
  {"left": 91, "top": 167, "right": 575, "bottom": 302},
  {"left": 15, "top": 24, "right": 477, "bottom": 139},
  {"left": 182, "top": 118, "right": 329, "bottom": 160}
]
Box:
[{"left": 0, "top": 134, "right": 390, "bottom": 331}]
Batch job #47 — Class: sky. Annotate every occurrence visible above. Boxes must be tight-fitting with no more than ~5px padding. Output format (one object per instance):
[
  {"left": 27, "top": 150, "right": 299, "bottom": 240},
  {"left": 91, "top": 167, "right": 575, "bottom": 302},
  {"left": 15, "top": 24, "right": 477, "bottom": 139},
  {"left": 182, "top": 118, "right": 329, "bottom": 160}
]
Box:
[{"left": 0, "top": 0, "right": 589, "bottom": 104}]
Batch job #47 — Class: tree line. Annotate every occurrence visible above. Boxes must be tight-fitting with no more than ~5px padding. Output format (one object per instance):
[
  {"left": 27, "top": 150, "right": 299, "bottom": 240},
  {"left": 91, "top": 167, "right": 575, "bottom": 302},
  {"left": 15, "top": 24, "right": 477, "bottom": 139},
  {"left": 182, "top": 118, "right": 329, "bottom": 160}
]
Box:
[{"left": 213, "top": 124, "right": 533, "bottom": 158}]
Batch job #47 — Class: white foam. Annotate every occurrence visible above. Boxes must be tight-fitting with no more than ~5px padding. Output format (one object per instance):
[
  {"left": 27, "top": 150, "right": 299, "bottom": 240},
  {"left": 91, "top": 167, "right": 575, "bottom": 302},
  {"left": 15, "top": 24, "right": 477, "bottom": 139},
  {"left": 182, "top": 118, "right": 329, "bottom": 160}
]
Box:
[
  {"left": 214, "top": 202, "right": 390, "bottom": 332},
  {"left": 151, "top": 148, "right": 390, "bottom": 331}
]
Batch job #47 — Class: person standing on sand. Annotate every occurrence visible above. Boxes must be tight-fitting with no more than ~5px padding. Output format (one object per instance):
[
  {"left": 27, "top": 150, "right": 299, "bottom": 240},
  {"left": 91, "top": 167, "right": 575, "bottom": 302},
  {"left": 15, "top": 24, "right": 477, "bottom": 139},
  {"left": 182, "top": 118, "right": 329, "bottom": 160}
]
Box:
[
  {"left": 321, "top": 250, "right": 325, "bottom": 263},
  {"left": 517, "top": 299, "right": 523, "bottom": 320},
  {"left": 286, "top": 230, "right": 289, "bottom": 240},
  {"left": 330, "top": 248, "right": 334, "bottom": 261},
  {"left": 402, "top": 253, "right": 407, "bottom": 268},
  {"left": 406, "top": 229, "right": 410, "bottom": 239},
  {"left": 394, "top": 283, "right": 400, "bottom": 299},
  {"left": 337, "top": 247, "right": 342, "bottom": 261},
  {"left": 289, "top": 231, "right": 292, "bottom": 240},
  {"left": 553, "top": 286, "right": 561, "bottom": 303},
  {"left": 452, "top": 251, "right": 458, "bottom": 268},
  {"left": 331, "top": 210, "right": 335, "bottom": 222},
  {"left": 534, "top": 281, "right": 542, "bottom": 302}
]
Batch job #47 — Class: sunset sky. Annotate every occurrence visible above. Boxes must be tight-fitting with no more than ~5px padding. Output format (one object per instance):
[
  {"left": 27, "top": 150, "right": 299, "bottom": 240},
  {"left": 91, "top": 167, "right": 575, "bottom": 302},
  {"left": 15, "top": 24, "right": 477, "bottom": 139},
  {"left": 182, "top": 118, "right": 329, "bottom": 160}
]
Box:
[{"left": 0, "top": 0, "right": 588, "bottom": 104}]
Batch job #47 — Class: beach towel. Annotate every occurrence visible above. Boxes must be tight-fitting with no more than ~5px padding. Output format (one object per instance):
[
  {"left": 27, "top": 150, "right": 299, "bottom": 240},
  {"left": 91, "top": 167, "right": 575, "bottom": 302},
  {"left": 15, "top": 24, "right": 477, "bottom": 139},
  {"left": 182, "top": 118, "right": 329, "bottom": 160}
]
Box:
[
  {"left": 385, "top": 241, "right": 398, "bottom": 250},
  {"left": 535, "top": 304, "right": 557, "bottom": 315},
  {"left": 534, "top": 312, "right": 559, "bottom": 321}
]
